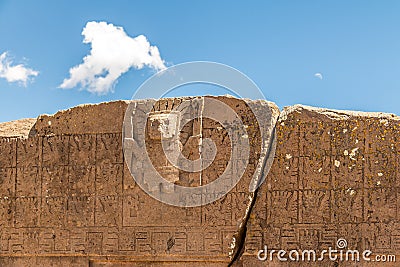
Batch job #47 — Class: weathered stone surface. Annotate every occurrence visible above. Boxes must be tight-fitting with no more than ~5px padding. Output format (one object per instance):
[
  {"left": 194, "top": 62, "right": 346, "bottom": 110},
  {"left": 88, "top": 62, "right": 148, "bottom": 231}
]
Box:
[
  {"left": 35, "top": 101, "right": 129, "bottom": 136},
  {"left": 0, "top": 96, "right": 279, "bottom": 266},
  {"left": 1, "top": 100, "right": 399, "bottom": 266},
  {"left": 238, "top": 105, "right": 400, "bottom": 266},
  {"left": 0, "top": 118, "right": 36, "bottom": 138}
]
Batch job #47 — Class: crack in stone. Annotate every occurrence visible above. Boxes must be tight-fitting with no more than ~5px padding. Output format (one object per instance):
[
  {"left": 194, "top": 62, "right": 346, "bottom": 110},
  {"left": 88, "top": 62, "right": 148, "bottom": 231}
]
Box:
[
  {"left": 228, "top": 125, "right": 277, "bottom": 266},
  {"left": 4, "top": 97, "right": 397, "bottom": 266}
]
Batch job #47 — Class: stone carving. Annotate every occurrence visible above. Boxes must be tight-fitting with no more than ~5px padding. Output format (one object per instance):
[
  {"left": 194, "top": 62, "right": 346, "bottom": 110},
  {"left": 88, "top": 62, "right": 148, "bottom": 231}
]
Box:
[
  {"left": 240, "top": 105, "right": 400, "bottom": 266},
  {"left": 0, "top": 98, "right": 399, "bottom": 267}
]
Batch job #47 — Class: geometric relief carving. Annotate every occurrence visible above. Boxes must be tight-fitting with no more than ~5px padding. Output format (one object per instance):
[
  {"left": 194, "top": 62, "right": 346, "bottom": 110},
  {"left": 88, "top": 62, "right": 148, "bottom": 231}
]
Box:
[
  {"left": 332, "top": 189, "right": 363, "bottom": 223},
  {"left": 167, "top": 231, "right": 187, "bottom": 254},
  {"left": 119, "top": 228, "right": 136, "bottom": 251},
  {"left": 0, "top": 167, "right": 15, "bottom": 196},
  {"left": 67, "top": 196, "right": 94, "bottom": 227},
  {"left": 310, "top": 226, "right": 337, "bottom": 250},
  {"left": 267, "top": 156, "right": 299, "bottom": 191},
  {"left": 159, "top": 204, "right": 201, "bottom": 227},
  {"left": 267, "top": 191, "right": 298, "bottom": 224},
  {"left": 364, "top": 188, "right": 397, "bottom": 222},
  {"left": 17, "top": 137, "right": 39, "bottom": 167},
  {"left": 95, "top": 196, "right": 121, "bottom": 227},
  {"left": 0, "top": 198, "right": 13, "bottom": 227},
  {"left": 42, "top": 136, "right": 69, "bottom": 167},
  {"left": 280, "top": 226, "right": 298, "bottom": 250},
  {"left": 204, "top": 231, "right": 222, "bottom": 254},
  {"left": 135, "top": 231, "right": 152, "bottom": 253},
  {"left": 262, "top": 226, "right": 281, "bottom": 250},
  {"left": 365, "top": 152, "right": 397, "bottom": 188},
  {"left": 53, "top": 229, "right": 70, "bottom": 252},
  {"left": 40, "top": 196, "right": 67, "bottom": 227},
  {"left": 122, "top": 194, "right": 161, "bottom": 227},
  {"left": 362, "top": 223, "right": 398, "bottom": 252},
  {"left": 0, "top": 138, "right": 16, "bottom": 168},
  {"left": 15, "top": 197, "right": 39, "bottom": 227},
  {"left": 300, "top": 156, "right": 331, "bottom": 190},
  {"left": 152, "top": 231, "right": 171, "bottom": 253},
  {"left": 22, "top": 230, "right": 39, "bottom": 253},
  {"left": 332, "top": 155, "right": 363, "bottom": 189},
  {"left": 298, "top": 228, "right": 320, "bottom": 250},
  {"left": 86, "top": 232, "right": 103, "bottom": 254},
  {"left": 0, "top": 229, "right": 10, "bottom": 252},
  {"left": 103, "top": 231, "right": 119, "bottom": 253},
  {"left": 96, "top": 164, "right": 122, "bottom": 196},
  {"left": 16, "top": 167, "right": 39, "bottom": 197},
  {"left": 242, "top": 106, "right": 400, "bottom": 266},
  {"left": 69, "top": 134, "right": 96, "bottom": 166},
  {"left": 299, "top": 189, "right": 331, "bottom": 223},
  {"left": 69, "top": 166, "right": 95, "bottom": 196},
  {"left": 186, "top": 232, "right": 204, "bottom": 253},
  {"left": 336, "top": 223, "right": 363, "bottom": 250},
  {"left": 9, "top": 231, "right": 23, "bottom": 253},
  {"left": 3, "top": 98, "right": 400, "bottom": 266},
  {"left": 0, "top": 227, "right": 236, "bottom": 256},
  {"left": 275, "top": 122, "right": 299, "bottom": 158},
  {"left": 96, "top": 133, "right": 123, "bottom": 164},
  {"left": 70, "top": 229, "right": 85, "bottom": 253},
  {"left": 300, "top": 122, "right": 331, "bottom": 157},
  {"left": 38, "top": 230, "right": 55, "bottom": 253},
  {"left": 42, "top": 166, "right": 68, "bottom": 197},
  {"left": 202, "top": 196, "right": 231, "bottom": 226}
]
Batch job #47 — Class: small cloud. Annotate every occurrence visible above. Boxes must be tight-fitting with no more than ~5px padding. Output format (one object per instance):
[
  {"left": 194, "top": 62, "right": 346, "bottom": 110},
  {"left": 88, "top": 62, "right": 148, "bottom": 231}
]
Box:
[
  {"left": 314, "top": 72, "right": 323, "bottom": 80},
  {"left": 0, "top": 52, "right": 39, "bottom": 86},
  {"left": 60, "top": 21, "right": 166, "bottom": 95}
]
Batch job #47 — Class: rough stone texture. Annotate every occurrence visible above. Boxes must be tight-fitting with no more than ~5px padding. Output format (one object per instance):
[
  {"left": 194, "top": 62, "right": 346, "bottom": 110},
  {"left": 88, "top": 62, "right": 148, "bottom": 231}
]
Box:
[
  {"left": 0, "top": 96, "right": 278, "bottom": 266},
  {"left": 238, "top": 105, "right": 400, "bottom": 266},
  {"left": 1, "top": 99, "right": 400, "bottom": 266},
  {"left": 35, "top": 101, "right": 130, "bottom": 136},
  {"left": 0, "top": 118, "right": 36, "bottom": 138}
]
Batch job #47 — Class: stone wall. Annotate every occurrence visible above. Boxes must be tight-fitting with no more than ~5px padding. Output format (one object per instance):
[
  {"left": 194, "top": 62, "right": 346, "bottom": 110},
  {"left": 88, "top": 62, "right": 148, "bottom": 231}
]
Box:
[
  {"left": 0, "top": 97, "right": 399, "bottom": 266},
  {"left": 241, "top": 105, "right": 400, "bottom": 266}
]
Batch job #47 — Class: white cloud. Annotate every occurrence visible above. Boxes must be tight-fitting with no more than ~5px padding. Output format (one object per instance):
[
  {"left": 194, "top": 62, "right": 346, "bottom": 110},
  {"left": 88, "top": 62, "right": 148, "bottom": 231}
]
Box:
[
  {"left": 60, "top": 21, "right": 166, "bottom": 95},
  {"left": 314, "top": 72, "right": 323, "bottom": 80},
  {"left": 0, "top": 52, "right": 39, "bottom": 86}
]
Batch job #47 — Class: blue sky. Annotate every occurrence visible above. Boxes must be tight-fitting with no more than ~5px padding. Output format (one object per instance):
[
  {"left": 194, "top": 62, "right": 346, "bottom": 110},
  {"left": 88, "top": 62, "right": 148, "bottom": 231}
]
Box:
[{"left": 0, "top": 0, "right": 399, "bottom": 122}]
